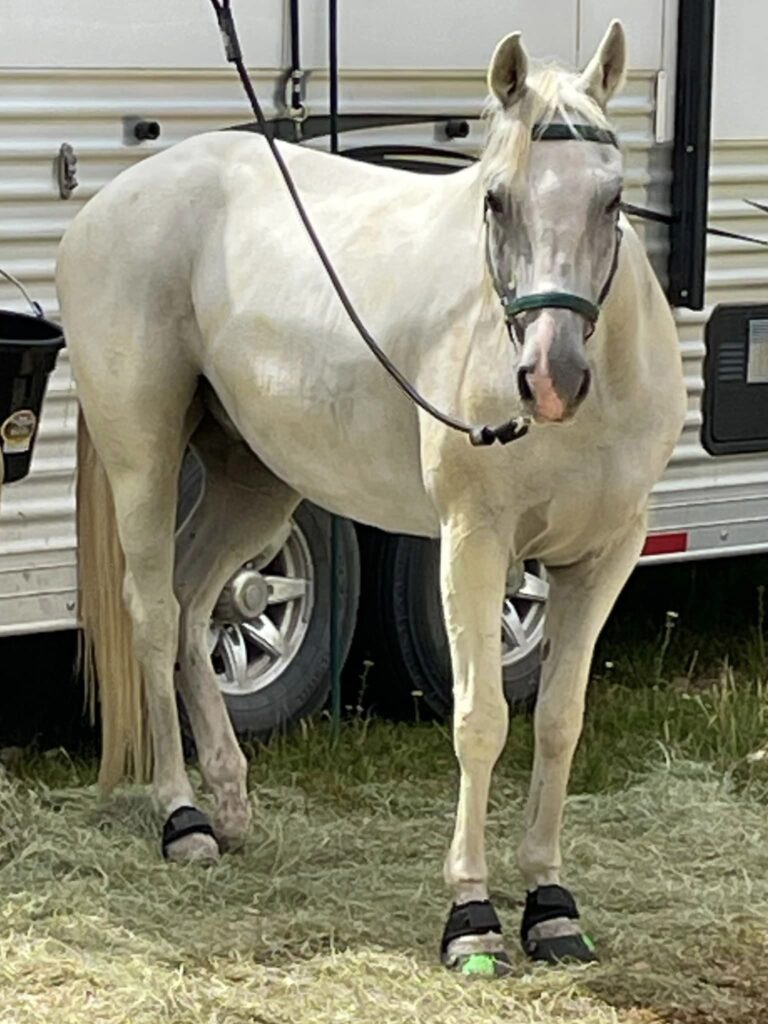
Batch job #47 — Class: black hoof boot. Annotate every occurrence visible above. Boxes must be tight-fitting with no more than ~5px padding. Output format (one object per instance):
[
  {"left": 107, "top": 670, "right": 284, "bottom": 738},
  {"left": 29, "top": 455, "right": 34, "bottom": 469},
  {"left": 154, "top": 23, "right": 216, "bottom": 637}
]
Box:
[
  {"left": 161, "top": 805, "right": 220, "bottom": 860},
  {"left": 520, "top": 885, "right": 598, "bottom": 964},
  {"left": 440, "top": 900, "right": 512, "bottom": 977}
]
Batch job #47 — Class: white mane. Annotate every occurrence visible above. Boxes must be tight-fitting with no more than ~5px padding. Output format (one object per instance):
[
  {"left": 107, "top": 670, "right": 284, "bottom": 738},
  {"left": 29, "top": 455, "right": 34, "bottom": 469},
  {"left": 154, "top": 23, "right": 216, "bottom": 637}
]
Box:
[{"left": 480, "top": 63, "right": 612, "bottom": 187}]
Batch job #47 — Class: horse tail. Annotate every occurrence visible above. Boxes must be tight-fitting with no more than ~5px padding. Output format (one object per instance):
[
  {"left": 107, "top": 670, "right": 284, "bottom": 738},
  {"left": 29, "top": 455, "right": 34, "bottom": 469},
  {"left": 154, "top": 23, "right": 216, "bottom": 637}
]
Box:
[{"left": 77, "top": 409, "right": 150, "bottom": 792}]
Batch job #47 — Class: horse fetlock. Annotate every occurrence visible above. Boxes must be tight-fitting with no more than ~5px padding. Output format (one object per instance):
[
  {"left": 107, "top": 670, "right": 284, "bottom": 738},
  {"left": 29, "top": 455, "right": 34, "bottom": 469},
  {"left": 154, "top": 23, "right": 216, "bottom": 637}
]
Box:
[
  {"left": 517, "top": 833, "right": 560, "bottom": 888},
  {"left": 213, "top": 786, "right": 251, "bottom": 849}
]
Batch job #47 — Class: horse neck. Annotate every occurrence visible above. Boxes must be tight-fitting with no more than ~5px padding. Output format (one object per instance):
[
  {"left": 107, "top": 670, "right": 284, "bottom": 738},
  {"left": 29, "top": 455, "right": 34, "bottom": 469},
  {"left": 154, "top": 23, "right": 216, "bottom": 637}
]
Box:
[
  {"left": 594, "top": 227, "right": 675, "bottom": 403},
  {"left": 417, "top": 164, "right": 504, "bottom": 335},
  {"left": 408, "top": 166, "right": 518, "bottom": 421}
]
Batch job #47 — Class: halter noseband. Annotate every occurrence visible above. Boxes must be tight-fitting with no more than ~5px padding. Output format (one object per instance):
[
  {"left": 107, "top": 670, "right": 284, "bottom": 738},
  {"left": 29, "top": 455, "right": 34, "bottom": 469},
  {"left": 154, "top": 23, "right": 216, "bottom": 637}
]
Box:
[{"left": 486, "top": 122, "right": 623, "bottom": 340}]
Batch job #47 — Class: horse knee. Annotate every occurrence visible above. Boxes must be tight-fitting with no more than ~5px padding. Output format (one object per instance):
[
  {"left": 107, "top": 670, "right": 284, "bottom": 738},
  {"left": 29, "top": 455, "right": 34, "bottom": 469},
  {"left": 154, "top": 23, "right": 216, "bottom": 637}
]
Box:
[
  {"left": 453, "top": 693, "right": 509, "bottom": 765},
  {"left": 123, "top": 574, "right": 180, "bottom": 661},
  {"left": 534, "top": 696, "right": 584, "bottom": 761}
]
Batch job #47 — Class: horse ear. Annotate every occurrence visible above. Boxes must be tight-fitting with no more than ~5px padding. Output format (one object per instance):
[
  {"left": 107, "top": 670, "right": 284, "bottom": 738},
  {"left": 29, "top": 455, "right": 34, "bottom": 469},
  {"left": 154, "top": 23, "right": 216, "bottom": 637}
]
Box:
[
  {"left": 577, "top": 19, "right": 628, "bottom": 109},
  {"left": 487, "top": 33, "right": 529, "bottom": 109}
]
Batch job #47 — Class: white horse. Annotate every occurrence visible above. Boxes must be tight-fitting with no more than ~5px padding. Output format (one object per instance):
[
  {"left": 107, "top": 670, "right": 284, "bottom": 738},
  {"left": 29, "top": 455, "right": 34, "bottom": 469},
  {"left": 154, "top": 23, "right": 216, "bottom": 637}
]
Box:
[{"left": 57, "top": 20, "right": 685, "bottom": 973}]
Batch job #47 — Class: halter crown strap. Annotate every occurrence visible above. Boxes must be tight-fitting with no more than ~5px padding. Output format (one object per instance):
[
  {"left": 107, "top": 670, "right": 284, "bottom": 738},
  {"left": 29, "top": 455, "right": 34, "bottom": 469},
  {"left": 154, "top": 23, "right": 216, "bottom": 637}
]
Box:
[{"left": 532, "top": 122, "right": 619, "bottom": 148}]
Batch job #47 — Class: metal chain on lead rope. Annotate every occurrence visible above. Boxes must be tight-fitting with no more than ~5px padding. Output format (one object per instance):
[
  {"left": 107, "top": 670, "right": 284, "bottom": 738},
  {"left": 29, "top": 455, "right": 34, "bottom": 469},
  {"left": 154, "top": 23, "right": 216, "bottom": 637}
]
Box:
[{"left": 207, "top": 0, "right": 529, "bottom": 447}]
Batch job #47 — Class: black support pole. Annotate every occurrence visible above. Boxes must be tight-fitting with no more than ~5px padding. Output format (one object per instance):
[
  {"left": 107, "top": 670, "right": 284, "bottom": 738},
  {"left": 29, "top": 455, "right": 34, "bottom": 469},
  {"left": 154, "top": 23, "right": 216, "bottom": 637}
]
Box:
[{"left": 328, "top": 0, "right": 342, "bottom": 741}]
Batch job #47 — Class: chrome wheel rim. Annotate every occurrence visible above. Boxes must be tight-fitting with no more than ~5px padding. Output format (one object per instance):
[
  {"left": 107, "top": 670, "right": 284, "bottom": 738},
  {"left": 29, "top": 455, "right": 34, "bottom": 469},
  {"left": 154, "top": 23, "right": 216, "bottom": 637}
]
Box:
[
  {"left": 501, "top": 563, "right": 549, "bottom": 666},
  {"left": 210, "top": 521, "right": 315, "bottom": 697}
]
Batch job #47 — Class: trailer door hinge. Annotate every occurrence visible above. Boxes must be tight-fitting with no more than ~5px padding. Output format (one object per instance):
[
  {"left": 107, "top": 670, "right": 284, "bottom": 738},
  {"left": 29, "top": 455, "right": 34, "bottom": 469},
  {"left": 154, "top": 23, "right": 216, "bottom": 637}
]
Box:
[{"left": 55, "top": 143, "right": 78, "bottom": 200}]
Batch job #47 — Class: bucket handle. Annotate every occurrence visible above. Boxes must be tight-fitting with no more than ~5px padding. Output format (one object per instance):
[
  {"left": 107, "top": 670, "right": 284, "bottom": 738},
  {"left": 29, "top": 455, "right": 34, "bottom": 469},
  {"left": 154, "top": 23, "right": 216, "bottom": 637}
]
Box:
[{"left": 0, "top": 267, "right": 44, "bottom": 318}]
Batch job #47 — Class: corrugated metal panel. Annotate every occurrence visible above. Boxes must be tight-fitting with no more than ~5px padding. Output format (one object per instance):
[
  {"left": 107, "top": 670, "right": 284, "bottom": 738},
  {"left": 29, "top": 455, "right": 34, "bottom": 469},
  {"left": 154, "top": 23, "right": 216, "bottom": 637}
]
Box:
[{"left": 648, "top": 140, "right": 768, "bottom": 559}]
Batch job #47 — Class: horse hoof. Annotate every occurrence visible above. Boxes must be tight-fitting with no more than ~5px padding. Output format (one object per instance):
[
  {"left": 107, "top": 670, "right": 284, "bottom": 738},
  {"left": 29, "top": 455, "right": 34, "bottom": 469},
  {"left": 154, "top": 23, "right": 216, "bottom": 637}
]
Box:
[
  {"left": 523, "top": 933, "right": 598, "bottom": 965},
  {"left": 440, "top": 899, "right": 509, "bottom": 977},
  {"left": 162, "top": 805, "right": 220, "bottom": 863},
  {"left": 164, "top": 831, "right": 221, "bottom": 864},
  {"left": 520, "top": 884, "right": 597, "bottom": 964}
]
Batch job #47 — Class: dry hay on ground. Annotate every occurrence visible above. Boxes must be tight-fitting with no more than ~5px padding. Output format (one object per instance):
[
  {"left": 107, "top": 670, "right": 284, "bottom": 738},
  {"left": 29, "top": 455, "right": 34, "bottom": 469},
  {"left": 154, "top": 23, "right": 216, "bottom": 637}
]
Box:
[{"left": 0, "top": 744, "right": 767, "bottom": 1024}]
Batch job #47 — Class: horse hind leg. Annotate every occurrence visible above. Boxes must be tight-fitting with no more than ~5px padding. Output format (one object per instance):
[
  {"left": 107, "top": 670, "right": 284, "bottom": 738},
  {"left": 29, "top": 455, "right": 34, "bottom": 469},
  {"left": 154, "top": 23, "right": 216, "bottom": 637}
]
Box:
[
  {"left": 174, "top": 415, "right": 300, "bottom": 847},
  {"left": 77, "top": 376, "right": 221, "bottom": 864}
]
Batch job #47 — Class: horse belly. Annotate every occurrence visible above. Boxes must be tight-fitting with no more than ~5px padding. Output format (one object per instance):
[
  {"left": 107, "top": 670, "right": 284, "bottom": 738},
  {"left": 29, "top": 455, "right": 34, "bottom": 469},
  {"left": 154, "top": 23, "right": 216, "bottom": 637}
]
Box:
[{"left": 204, "top": 354, "right": 440, "bottom": 538}]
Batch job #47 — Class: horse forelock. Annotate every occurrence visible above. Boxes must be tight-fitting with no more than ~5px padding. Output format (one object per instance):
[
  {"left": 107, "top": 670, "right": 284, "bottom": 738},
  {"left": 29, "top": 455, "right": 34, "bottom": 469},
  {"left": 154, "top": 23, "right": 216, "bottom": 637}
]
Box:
[{"left": 480, "top": 63, "right": 612, "bottom": 188}]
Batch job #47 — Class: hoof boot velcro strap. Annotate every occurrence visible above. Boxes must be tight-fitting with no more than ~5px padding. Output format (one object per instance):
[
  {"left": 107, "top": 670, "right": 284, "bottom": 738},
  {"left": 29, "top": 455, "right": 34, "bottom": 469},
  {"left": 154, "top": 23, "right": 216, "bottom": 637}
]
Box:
[
  {"left": 162, "top": 805, "right": 218, "bottom": 859},
  {"left": 455, "top": 951, "right": 512, "bottom": 977},
  {"left": 440, "top": 900, "right": 502, "bottom": 962}
]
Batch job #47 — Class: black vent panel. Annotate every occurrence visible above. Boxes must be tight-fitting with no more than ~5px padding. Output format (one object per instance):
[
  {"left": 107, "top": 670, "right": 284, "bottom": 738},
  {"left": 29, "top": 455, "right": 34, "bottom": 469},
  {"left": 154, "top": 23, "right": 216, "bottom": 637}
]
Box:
[
  {"left": 716, "top": 339, "right": 746, "bottom": 382},
  {"left": 703, "top": 304, "right": 768, "bottom": 455}
]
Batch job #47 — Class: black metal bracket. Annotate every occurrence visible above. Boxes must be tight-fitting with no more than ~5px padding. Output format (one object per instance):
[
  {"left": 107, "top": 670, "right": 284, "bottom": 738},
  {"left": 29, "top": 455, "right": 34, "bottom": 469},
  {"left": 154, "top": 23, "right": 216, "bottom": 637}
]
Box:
[{"left": 668, "top": 0, "right": 716, "bottom": 309}]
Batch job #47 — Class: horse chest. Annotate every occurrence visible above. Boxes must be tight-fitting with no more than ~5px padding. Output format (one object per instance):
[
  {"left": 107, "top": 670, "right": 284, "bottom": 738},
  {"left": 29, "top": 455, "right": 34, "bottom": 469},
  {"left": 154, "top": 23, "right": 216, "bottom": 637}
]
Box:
[{"left": 509, "top": 439, "right": 657, "bottom": 562}]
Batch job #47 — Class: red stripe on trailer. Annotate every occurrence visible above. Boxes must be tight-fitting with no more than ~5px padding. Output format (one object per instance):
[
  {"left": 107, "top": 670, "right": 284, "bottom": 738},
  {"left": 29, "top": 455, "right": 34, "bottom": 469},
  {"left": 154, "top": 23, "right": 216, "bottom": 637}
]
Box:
[{"left": 641, "top": 532, "right": 688, "bottom": 556}]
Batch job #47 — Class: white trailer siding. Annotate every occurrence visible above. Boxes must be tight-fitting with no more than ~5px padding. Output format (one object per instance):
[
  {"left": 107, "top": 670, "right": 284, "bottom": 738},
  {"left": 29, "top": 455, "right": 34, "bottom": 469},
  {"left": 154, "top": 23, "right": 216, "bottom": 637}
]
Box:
[{"left": 646, "top": 0, "right": 768, "bottom": 561}]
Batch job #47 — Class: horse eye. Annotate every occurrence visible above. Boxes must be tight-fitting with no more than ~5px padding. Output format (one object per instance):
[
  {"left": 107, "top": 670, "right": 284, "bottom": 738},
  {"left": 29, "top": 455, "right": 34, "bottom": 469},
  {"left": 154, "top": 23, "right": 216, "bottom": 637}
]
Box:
[
  {"left": 606, "top": 193, "right": 622, "bottom": 215},
  {"left": 485, "top": 190, "right": 503, "bottom": 215}
]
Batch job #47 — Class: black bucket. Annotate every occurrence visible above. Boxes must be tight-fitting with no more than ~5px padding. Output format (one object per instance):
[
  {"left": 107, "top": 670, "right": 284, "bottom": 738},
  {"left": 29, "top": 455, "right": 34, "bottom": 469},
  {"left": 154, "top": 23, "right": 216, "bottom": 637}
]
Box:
[{"left": 0, "top": 276, "right": 65, "bottom": 484}]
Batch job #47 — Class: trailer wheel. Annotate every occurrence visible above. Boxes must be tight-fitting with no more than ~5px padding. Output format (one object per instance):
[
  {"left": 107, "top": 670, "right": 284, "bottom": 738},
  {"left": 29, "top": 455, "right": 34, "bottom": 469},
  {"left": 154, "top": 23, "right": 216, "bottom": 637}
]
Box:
[{"left": 176, "top": 454, "right": 360, "bottom": 738}]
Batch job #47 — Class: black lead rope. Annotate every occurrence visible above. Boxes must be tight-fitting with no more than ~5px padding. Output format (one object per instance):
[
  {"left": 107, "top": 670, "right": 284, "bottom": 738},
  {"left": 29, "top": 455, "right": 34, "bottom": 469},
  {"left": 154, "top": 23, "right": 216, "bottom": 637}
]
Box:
[{"left": 208, "top": 0, "right": 527, "bottom": 447}]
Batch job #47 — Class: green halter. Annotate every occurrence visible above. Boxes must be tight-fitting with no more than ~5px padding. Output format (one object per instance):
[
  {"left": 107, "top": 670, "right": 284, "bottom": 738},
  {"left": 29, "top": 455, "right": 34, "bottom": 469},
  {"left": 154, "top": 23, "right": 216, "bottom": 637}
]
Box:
[{"left": 489, "top": 121, "right": 622, "bottom": 333}]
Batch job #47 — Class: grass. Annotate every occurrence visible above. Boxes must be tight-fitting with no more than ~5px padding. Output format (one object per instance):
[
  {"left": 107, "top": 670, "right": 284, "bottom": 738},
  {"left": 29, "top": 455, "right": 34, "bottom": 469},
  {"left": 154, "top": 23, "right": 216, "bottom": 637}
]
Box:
[
  {"left": 3, "top": 728, "right": 768, "bottom": 1024},
  {"left": 2, "top": 555, "right": 768, "bottom": 1022}
]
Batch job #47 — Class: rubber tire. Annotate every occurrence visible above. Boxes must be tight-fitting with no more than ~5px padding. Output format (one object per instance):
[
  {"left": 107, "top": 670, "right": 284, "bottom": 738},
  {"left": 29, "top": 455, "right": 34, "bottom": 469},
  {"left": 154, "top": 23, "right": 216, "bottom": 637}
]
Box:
[
  {"left": 358, "top": 529, "right": 541, "bottom": 720},
  {"left": 175, "top": 452, "right": 360, "bottom": 739}
]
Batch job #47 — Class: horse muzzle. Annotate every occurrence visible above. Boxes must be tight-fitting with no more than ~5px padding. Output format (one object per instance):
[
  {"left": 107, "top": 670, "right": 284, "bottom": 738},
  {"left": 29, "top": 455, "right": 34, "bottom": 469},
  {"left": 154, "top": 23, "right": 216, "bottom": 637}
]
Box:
[{"left": 516, "top": 312, "right": 591, "bottom": 423}]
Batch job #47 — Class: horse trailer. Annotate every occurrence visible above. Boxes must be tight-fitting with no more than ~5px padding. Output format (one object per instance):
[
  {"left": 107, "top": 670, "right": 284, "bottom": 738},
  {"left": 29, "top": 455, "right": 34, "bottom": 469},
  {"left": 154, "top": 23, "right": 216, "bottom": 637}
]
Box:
[{"left": 1, "top": 0, "right": 767, "bottom": 733}]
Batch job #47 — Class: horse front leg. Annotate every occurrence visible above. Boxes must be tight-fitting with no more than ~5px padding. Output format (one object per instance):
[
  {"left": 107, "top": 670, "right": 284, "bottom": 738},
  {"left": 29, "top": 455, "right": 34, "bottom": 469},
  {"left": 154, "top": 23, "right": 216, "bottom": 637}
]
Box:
[
  {"left": 439, "top": 511, "right": 511, "bottom": 976},
  {"left": 518, "top": 518, "right": 646, "bottom": 964}
]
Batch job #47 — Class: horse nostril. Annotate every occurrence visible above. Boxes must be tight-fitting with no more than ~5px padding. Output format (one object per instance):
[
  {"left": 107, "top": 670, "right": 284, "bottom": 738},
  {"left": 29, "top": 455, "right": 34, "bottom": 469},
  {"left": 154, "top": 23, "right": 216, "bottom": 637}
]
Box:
[
  {"left": 576, "top": 368, "right": 591, "bottom": 402},
  {"left": 517, "top": 367, "right": 534, "bottom": 402}
]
